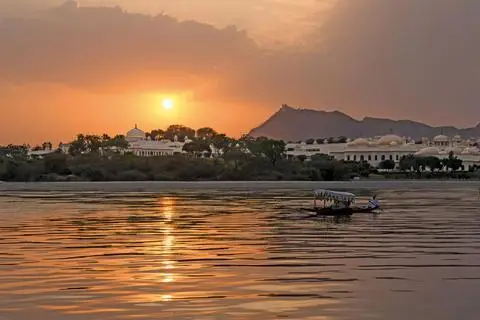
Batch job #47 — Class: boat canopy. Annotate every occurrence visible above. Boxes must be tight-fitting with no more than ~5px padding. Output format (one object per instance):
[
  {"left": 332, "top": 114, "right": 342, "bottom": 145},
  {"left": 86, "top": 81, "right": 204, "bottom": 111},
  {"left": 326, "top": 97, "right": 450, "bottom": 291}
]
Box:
[{"left": 313, "top": 189, "right": 356, "bottom": 203}]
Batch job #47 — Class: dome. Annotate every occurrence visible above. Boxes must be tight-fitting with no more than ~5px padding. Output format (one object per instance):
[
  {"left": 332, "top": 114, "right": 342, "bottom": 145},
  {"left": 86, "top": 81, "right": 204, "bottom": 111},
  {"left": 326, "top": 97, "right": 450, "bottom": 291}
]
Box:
[
  {"left": 433, "top": 135, "right": 448, "bottom": 142},
  {"left": 126, "top": 125, "right": 146, "bottom": 142},
  {"left": 347, "top": 138, "right": 370, "bottom": 147},
  {"left": 415, "top": 147, "right": 440, "bottom": 157},
  {"left": 377, "top": 134, "right": 404, "bottom": 146}
]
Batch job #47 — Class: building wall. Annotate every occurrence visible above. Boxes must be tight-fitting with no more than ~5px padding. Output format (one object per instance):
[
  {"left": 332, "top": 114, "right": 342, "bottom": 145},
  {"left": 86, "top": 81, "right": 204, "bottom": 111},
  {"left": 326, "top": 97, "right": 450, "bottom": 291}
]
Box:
[
  {"left": 287, "top": 135, "right": 480, "bottom": 171},
  {"left": 285, "top": 142, "right": 347, "bottom": 159}
]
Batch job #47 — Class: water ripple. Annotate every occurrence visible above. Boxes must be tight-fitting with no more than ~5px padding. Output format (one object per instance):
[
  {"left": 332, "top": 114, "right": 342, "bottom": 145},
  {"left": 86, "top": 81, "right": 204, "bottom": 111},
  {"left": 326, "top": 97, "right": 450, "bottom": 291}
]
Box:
[{"left": 0, "top": 184, "right": 479, "bottom": 320}]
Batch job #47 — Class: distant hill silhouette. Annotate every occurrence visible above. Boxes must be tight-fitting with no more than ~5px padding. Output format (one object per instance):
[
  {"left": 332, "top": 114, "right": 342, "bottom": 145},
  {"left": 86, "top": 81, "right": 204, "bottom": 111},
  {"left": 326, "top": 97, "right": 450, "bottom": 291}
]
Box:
[{"left": 248, "top": 105, "right": 480, "bottom": 141}]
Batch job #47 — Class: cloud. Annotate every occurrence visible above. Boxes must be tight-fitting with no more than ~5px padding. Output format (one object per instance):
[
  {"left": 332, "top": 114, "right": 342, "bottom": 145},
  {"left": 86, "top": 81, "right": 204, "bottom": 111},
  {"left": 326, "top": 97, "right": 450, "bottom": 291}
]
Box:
[
  {"left": 0, "top": 1, "right": 258, "bottom": 93},
  {"left": 0, "top": 0, "right": 479, "bottom": 128},
  {"left": 224, "top": 0, "right": 480, "bottom": 125}
]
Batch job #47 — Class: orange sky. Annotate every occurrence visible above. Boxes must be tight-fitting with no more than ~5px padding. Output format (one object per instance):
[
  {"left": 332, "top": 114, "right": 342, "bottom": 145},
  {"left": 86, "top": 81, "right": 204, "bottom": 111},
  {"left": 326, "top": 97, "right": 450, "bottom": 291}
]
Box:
[
  {"left": 0, "top": 0, "right": 332, "bottom": 145},
  {"left": 0, "top": 0, "right": 479, "bottom": 145},
  {"left": 0, "top": 82, "right": 272, "bottom": 144}
]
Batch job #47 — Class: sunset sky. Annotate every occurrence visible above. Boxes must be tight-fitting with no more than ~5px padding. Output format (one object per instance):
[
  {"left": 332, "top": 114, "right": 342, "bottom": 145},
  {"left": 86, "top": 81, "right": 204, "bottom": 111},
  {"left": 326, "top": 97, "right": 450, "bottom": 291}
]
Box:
[{"left": 0, "top": 0, "right": 479, "bottom": 145}]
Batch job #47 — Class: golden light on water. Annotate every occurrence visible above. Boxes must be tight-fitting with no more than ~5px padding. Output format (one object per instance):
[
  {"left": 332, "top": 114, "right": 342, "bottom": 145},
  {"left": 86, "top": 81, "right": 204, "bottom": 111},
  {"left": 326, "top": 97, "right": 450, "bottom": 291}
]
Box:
[
  {"left": 161, "top": 197, "right": 176, "bottom": 288},
  {"left": 161, "top": 294, "right": 173, "bottom": 302}
]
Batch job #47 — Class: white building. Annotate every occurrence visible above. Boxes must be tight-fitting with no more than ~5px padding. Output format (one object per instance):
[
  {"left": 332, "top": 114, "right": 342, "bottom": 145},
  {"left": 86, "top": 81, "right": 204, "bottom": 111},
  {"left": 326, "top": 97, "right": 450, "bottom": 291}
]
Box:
[
  {"left": 28, "top": 144, "right": 55, "bottom": 158},
  {"left": 331, "top": 135, "right": 419, "bottom": 167},
  {"left": 125, "top": 125, "right": 220, "bottom": 157},
  {"left": 126, "top": 125, "right": 186, "bottom": 156},
  {"left": 286, "top": 140, "right": 347, "bottom": 159},
  {"left": 287, "top": 134, "right": 480, "bottom": 171}
]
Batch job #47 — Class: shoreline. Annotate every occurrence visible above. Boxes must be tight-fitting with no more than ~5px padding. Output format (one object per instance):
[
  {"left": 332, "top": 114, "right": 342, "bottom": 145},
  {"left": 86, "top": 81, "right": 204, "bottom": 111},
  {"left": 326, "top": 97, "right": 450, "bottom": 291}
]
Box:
[{"left": 1, "top": 180, "right": 479, "bottom": 192}]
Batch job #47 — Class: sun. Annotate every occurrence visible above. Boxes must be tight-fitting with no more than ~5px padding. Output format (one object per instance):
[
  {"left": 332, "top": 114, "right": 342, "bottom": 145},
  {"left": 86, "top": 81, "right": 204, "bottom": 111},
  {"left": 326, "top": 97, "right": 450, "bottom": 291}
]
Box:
[{"left": 162, "top": 99, "right": 174, "bottom": 110}]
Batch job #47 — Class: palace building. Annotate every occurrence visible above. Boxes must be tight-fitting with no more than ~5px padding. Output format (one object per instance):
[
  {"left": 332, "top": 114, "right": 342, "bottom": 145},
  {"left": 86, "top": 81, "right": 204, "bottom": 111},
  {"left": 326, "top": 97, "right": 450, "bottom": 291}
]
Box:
[
  {"left": 126, "top": 125, "right": 188, "bottom": 157},
  {"left": 286, "top": 134, "right": 480, "bottom": 171}
]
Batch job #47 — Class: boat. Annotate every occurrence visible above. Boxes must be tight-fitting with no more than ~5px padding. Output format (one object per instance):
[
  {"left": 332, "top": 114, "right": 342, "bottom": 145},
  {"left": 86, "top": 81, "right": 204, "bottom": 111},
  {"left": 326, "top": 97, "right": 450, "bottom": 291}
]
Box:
[{"left": 302, "top": 189, "right": 376, "bottom": 216}]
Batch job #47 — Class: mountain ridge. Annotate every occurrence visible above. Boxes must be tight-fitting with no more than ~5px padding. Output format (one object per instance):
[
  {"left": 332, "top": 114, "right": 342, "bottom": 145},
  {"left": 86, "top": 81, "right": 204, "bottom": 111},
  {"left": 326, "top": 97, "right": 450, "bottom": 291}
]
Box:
[{"left": 248, "top": 105, "right": 480, "bottom": 141}]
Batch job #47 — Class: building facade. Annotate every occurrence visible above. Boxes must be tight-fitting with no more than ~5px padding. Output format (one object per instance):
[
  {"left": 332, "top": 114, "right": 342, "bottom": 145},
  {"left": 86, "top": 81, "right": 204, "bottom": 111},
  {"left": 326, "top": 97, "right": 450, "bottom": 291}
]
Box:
[
  {"left": 125, "top": 125, "right": 221, "bottom": 157},
  {"left": 126, "top": 125, "right": 187, "bottom": 156},
  {"left": 287, "top": 134, "right": 480, "bottom": 171}
]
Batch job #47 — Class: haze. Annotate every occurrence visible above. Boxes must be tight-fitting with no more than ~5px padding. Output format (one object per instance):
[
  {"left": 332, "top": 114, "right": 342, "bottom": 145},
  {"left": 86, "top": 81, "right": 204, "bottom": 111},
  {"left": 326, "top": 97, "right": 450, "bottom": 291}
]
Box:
[{"left": 0, "top": 0, "right": 479, "bottom": 144}]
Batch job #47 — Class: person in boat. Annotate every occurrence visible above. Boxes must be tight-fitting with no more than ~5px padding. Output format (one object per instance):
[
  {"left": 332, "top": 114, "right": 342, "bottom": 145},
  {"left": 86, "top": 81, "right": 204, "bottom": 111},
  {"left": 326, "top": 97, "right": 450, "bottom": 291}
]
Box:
[{"left": 367, "top": 195, "right": 380, "bottom": 209}]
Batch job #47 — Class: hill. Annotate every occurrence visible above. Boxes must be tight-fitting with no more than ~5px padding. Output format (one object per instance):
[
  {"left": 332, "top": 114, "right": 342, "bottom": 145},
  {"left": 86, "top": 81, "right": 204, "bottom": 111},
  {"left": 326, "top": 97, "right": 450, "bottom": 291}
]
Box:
[{"left": 248, "top": 105, "right": 480, "bottom": 141}]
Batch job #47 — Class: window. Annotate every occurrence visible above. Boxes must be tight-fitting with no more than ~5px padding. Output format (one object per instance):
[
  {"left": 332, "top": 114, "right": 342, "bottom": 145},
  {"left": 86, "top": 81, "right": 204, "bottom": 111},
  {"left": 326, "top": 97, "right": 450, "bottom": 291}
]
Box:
[
  {"left": 353, "top": 155, "right": 357, "bottom": 161},
  {"left": 360, "top": 155, "right": 365, "bottom": 161},
  {"left": 396, "top": 154, "right": 399, "bottom": 161},
  {"left": 375, "top": 155, "right": 378, "bottom": 161},
  {"left": 389, "top": 155, "right": 393, "bottom": 160},
  {"left": 368, "top": 155, "right": 372, "bottom": 161},
  {"left": 381, "top": 155, "right": 386, "bottom": 161},
  {"left": 347, "top": 155, "right": 351, "bottom": 161}
]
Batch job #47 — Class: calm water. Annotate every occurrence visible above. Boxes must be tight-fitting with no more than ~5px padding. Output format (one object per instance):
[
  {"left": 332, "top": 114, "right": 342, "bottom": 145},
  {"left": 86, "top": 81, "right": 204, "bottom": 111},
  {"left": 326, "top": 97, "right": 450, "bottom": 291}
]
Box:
[{"left": 0, "top": 182, "right": 479, "bottom": 320}]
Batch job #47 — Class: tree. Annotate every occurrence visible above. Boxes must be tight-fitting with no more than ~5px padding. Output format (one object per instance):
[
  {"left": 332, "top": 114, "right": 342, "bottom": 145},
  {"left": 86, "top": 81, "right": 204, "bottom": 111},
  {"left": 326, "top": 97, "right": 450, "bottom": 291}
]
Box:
[
  {"left": 399, "top": 155, "right": 417, "bottom": 172},
  {"left": 196, "top": 127, "right": 217, "bottom": 140},
  {"left": 310, "top": 154, "right": 334, "bottom": 162},
  {"left": 164, "top": 125, "right": 195, "bottom": 141},
  {"left": 379, "top": 159, "right": 395, "bottom": 171},
  {"left": 424, "top": 156, "right": 442, "bottom": 172},
  {"left": 257, "top": 138, "right": 286, "bottom": 166},
  {"left": 42, "top": 141, "right": 53, "bottom": 150},
  {"left": 182, "top": 140, "right": 211, "bottom": 157},
  {"left": 337, "top": 136, "right": 348, "bottom": 143},
  {"left": 69, "top": 134, "right": 87, "bottom": 156},
  {"left": 349, "top": 160, "right": 372, "bottom": 177},
  {"left": 211, "top": 134, "right": 233, "bottom": 153},
  {"left": 223, "top": 148, "right": 248, "bottom": 170},
  {"left": 309, "top": 156, "right": 340, "bottom": 180},
  {"left": 44, "top": 153, "right": 69, "bottom": 175},
  {"left": 305, "top": 138, "right": 315, "bottom": 145},
  {"left": 315, "top": 138, "right": 325, "bottom": 144},
  {"left": 108, "top": 135, "right": 129, "bottom": 149},
  {"left": 442, "top": 151, "right": 462, "bottom": 172},
  {"left": 0, "top": 145, "right": 28, "bottom": 160},
  {"left": 297, "top": 155, "right": 307, "bottom": 162},
  {"left": 236, "top": 135, "right": 258, "bottom": 156},
  {"left": 146, "top": 129, "right": 165, "bottom": 140},
  {"left": 85, "top": 135, "right": 102, "bottom": 153}
]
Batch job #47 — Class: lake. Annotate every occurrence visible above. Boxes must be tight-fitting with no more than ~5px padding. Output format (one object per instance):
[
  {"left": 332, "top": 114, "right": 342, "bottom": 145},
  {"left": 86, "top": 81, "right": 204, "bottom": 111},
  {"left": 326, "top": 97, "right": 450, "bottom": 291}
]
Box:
[{"left": 1, "top": 181, "right": 479, "bottom": 319}]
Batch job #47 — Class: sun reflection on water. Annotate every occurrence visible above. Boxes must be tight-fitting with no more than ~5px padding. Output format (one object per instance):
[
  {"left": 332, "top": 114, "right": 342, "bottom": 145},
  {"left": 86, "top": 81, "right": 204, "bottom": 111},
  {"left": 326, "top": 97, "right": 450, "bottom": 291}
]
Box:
[{"left": 160, "top": 197, "right": 176, "bottom": 294}]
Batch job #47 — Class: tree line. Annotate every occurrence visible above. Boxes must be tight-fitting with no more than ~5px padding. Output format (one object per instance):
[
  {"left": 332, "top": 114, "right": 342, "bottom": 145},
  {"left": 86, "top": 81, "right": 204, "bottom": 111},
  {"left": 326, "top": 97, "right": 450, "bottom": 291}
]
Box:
[
  {"left": 0, "top": 125, "right": 371, "bottom": 182},
  {"left": 1, "top": 125, "right": 478, "bottom": 181},
  {"left": 377, "top": 152, "right": 467, "bottom": 173}
]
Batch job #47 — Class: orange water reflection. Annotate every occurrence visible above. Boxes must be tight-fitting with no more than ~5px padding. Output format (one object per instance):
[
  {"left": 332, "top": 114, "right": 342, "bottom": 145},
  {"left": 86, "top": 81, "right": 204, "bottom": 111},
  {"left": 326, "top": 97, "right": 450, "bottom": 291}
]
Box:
[{"left": 2, "top": 187, "right": 479, "bottom": 319}]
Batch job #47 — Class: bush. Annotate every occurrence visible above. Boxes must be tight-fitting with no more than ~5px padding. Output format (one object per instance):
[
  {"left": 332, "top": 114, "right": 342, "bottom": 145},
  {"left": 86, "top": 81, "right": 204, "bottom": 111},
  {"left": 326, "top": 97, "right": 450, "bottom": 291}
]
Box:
[{"left": 116, "top": 169, "right": 148, "bottom": 181}]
